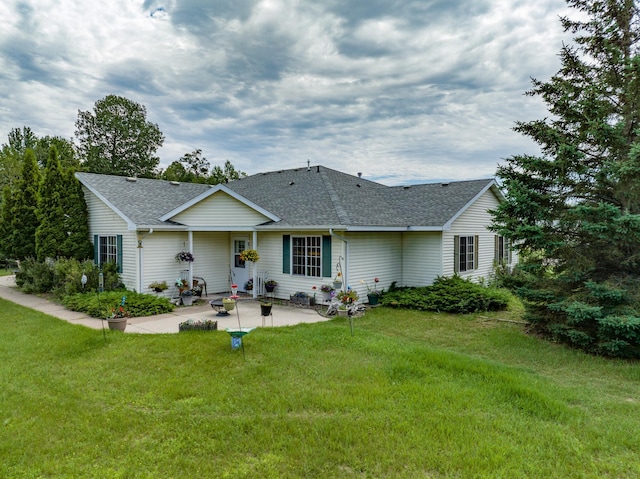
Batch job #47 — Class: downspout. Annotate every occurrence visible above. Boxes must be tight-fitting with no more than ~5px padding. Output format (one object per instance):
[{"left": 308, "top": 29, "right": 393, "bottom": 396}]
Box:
[
  {"left": 329, "top": 228, "right": 349, "bottom": 289},
  {"left": 137, "top": 228, "right": 154, "bottom": 292},
  {"left": 252, "top": 230, "right": 258, "bottom": 299},
  {"left": 188, "top": 231, "right": 194, "bottom": 288}
]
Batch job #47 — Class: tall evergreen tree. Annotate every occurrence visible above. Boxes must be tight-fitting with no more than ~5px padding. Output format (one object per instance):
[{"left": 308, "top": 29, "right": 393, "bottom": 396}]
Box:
[
  {"left": 75, "top": 95, "right": 164, "bottom": 178},
  {"left": 492, "top": 0, "right": 640, "bottom": 357},
  {"left": 12, "top": 149, "right": 40, "bottom": 260},
  {"left": 0, "top": 186, "right": 15, "bottom": 259},
  {"left": 59, "top": 169, "right": 93, "bottom": 260},
  {"left": 36, "top": 146, "right": 67, "bottom": 261}
]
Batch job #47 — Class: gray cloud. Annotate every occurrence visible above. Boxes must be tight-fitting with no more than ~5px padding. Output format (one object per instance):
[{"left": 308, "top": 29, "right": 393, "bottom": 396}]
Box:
[{"left": 0, "top": 0, "right": 571, "bottom": 184}]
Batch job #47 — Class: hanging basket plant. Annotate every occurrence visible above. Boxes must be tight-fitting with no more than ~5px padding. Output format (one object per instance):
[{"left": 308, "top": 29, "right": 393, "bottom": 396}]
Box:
[
  {"left": 239, "top": 249, "right": 260, "bottom": 262},
  {"left": 175, "top": 251, "right": 195, "bottom": 262}
]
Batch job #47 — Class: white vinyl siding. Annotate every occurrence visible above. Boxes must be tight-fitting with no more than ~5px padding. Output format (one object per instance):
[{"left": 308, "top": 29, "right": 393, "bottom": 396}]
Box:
[
  {"left": 402, "top": 232, "right": 442, "bottom": 286},
  {"left": 444, "top": 189, "right": 501, "bottom": 281},
  {"left": 347, "top": 232, "right": 402, "bottom": 300},
  {"left": 171, "top": 191, "right": 269, "bottom": 227}
]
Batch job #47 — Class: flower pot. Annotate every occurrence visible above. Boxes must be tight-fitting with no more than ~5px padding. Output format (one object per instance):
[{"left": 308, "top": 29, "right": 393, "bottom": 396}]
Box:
[
  {"left": 265, "top": 284, "right": 276, "bottom": 293},
  {"left": 333, "top": 281, "right": 343, "bottom": 290},
  {"left": 322, "top": 291, "right": 332, "bottom": 302},
  {"left": 337, "top": 309, "right": 349, "bottom": 317},
  {"left": 222, "top": 299, "right": 236, "bottom": 311},
  {"left": 367, "top": 293, "right": 379, "bottom": 306},
  {"left": 107, "top": 318, "right": 127, "bottom": 331},
  {"left": 260, "top": 304, "right": 272, "bottom": 316},
  {"left": 181, "top": 294, "right": 193, "bottom": 306}
]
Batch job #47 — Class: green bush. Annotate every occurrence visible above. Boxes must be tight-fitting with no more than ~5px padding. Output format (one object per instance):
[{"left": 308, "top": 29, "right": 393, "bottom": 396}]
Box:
[
  {"left": 62, "top": 290, "right": 175, "bottom": 318},
  {"left": 15, "top": 258, "right": 55, "bottom": 293},
  {"left": 380, "top": 275, "right": 512, "bottom": 314}
]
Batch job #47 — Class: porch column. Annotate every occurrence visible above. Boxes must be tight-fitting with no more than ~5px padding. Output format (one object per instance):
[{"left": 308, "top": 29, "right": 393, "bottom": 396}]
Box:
[
  {"left": 252, "top": 230, "right": 258, "bottom": 299},
  {"left": 188, "top": 231, "right": 194, "bottom": 287}
]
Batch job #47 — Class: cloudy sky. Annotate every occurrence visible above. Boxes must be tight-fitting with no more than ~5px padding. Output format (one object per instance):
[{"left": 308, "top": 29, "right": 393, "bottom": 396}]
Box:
[{"left": 0, "top": 0, "right": 573, "bottom": 185}]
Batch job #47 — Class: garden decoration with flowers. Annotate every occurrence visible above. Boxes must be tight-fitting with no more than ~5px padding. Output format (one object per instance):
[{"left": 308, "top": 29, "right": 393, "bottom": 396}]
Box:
[
  {"left": 337, "top": 289, "right": 359, "bottom": 304},
  {"left": 239, "top": 249, "right": 260, "bottom": 262},
  {"left": 361, "top": 277, "right": 383, "bottom": 297},
  {"left": 175, "top": 251, "right": 195, "bottom": 262}
]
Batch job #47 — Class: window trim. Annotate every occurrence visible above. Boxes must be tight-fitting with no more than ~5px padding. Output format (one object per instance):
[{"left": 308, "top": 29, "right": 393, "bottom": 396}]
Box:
[
  {"left": 454, "top": 235, "right": 478, "bottom": 273},
  {"left": 291, "top": 235, "right": 322, "bottom": 278}
]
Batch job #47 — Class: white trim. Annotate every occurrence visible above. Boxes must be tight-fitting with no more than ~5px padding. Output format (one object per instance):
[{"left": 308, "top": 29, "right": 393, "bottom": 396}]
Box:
[
  {"left": 77, "top": 175, "right": 137, "bottom": 230},
  {"left": 159, "top": 184, "right": 281, "bottom": 223},
  {"left": 442, "top": 180, "right": 497, "bottom": 231}
]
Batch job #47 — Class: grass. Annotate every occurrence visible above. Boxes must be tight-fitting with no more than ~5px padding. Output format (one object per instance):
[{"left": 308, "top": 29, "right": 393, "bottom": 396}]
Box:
[
  {"left": 0, "top": 268, "right": 12, "bottom": 277},
  {"left": 1, "top": 299, "right": 639, "bottom": 478}
]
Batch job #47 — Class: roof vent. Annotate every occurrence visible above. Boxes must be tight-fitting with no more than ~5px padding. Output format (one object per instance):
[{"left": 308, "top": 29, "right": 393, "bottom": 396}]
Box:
[
  {"left": 403, "top": 186, "right": 410, "bottom": 190},
  {"left": 170, "top": 181, "right": 180, "bottom": 186},
  {"left": 441, "top": 183, "right": 449, "bottom": 187},
  {"left": 316, "top": 165, "right": 320, "bottom": 173},
  {"left": 357, "top": 184, "right": 361, "bottom": 188},
  {"left": 126, "top": 177, "right": 137, "bottom": 182},
  {"left": 289, "top": 181, "right": 295, "bottom": 186},
  {"left": 357, "top": 172, "right": 362, "bottom": 178}
]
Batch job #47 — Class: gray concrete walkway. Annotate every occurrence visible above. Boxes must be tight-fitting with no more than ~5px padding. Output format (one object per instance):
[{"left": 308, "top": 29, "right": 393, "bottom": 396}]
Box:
[{"left": 0, "top": 275, "right": 331, "bottom": 333}]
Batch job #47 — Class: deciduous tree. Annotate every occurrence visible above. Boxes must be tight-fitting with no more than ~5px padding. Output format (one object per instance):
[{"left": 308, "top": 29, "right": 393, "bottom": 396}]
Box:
[{"left": 75, "top": 95, "right": 164, "bottom": 178}]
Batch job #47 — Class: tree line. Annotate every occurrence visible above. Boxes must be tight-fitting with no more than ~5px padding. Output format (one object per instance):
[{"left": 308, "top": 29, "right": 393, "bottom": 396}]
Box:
[{"left": 0, "top": 94, "right": 246, "bottom": 261}]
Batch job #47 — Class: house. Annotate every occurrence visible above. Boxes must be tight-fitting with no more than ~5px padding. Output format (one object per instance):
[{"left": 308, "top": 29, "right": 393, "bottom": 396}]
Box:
[{"left": 76, "top": 165, "right": 514, "bottom": 303}]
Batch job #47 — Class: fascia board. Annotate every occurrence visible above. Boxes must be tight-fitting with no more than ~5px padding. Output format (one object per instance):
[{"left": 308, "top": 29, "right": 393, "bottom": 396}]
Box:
[
  {"left": 159, "top": 184, "right": 281, "bottom": 222},
  {"left": 77, "top": 174, "right": 137, "bottom": 230},
  {"left": 442, "top": 179, "right": 496, "bottom": 231}
]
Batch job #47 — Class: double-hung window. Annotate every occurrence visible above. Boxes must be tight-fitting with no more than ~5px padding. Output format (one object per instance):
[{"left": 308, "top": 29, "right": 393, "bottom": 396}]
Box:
[
  {"left": 455, "top": 235, "right": 478, "bottom": 273},
  {"left": 495, "top": 235, "right": 511, "bottom": 265},
  {"left": 94, "top": 234, "right": 122, "bottom": 272},
  {"left": 292, "top": 236, "right": 322, "bottom": 278}
]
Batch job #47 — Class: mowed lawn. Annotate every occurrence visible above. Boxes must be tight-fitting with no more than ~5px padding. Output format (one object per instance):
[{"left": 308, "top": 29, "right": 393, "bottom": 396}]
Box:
[{"left": 1, "top": 298, "right": 639, "bottom": 478}]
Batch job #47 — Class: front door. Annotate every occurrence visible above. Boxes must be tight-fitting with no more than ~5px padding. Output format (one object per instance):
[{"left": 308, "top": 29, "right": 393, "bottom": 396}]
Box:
[{"left": 231, "top": 237, "right": 250, "bottom": 291}]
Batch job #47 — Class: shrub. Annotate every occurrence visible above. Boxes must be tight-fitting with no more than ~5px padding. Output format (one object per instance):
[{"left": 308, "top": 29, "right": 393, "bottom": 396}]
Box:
[
  {"left": 15, "top": 258, "right": 55, "bottom": 293},
  {"left": 380, "top": 275, "right": 511, "bottom": 314},
  {"left": 62, "top": 290, "right": 175, "bottom": 318}
]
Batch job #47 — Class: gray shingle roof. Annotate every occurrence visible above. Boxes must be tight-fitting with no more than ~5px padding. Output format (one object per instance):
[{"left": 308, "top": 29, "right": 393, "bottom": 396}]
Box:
[
  {"left": 77, "top": 167, "right": 497, "bottom": 230},
  {"left": 76, "top": 173, "right": 211, "bottom": 226}
]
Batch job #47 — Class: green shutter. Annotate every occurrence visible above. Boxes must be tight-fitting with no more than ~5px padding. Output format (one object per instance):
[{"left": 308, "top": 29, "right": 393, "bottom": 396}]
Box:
[
  {"left": 116, "top": 234, "right": 123, "bottom": 273},
  {"left": 474, "top": 235, "right": 479, "bottom": 270},
  {"left": 494, "top": 235, "right": 499, "bottom": 263},
  {"left": 453, "top": 235, "right": 459, "bottom": 273},
  {"left": 94, "top": 235, "right": 99, "bottom": 265},
  {"left": 322, "top": 235, "right": 332, "bottom": 278},
  {"left": 282, "top": 235, "right": 291, "bottom": 274}
]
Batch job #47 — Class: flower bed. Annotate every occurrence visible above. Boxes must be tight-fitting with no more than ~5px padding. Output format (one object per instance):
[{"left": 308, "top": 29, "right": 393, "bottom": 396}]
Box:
[{"left": 178, "top": 318, "right": 218, "bottom": 332}]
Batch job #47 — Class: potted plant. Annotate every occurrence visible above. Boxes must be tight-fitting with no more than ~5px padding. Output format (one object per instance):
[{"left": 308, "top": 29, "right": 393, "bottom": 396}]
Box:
[
  {"left": 264, "top": 279, "right": 277, "bottom": 293},
  {"left": 337, "top": 304, "right": 349, "bottom": 317},
  {"left": 181, "top": 289, "right": 194, "bottom": 306},
  {"left": 361, "top": 277, "right": 382, "bottom": 306},
  {"left": 106, "top": 298, "right": 130, "bottom": 331},
  {"left": 239, "top": 249, "right": 260, "bottom": 263},
  {"left": 320, "top": 284, "right": 334, "bottom": 302},
  {"left": 260, "top": 301, "right": 272, "bottom": 316},
  {"left": 149, "top": 280, "right": 168, "bottom": 293},
  {"left": 290, "top": 291, "right": 315, "bottom": 306},
  {"left": 222, "top": 297, "right": 236, "bottom": 311},
  {"left": 175, "top": 251, "right": 195, "bottom": 263},
  {"left": 333, "top": 272, "right": 343, "bottom": 290},
  {"left": 245, "top": 278, "right": 253, "bottom": 291}
]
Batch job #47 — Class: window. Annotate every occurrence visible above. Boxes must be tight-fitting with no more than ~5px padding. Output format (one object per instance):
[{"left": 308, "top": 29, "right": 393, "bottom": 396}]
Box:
[
  {"left": 94, "top": 234, "right": 122, "bottom": 272},
  {"left": 495, "top": 235, "right": 510, "bottom": 265},
  {"left": 455, "top": 235, "right": 478, "bottom": 273},
  {"left": 292, "top": 236, "right": 321, "bottom": 277}
]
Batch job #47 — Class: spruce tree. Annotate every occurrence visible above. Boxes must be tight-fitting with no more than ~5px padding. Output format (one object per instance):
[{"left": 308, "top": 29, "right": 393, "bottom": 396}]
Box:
[
  {"left": 59, "top": 169, "right": 93, "bottom": 260},
  {"left": 492, "top": 0, "right": 640, "bottom": 357},
  {"left": 0, "top": 186, "right": 15, "bottom": 259},
  {"left": 36, "top": 146, "right": 67, "bottom": 261},
  {"left": 12, "top": 149, "right": 40, "bottom": 260}
]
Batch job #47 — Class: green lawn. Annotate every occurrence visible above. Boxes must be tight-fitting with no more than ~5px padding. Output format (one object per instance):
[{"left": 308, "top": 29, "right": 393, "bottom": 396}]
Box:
[{"left": 1, "top": 299, "right": 639, "bottom": 478}]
